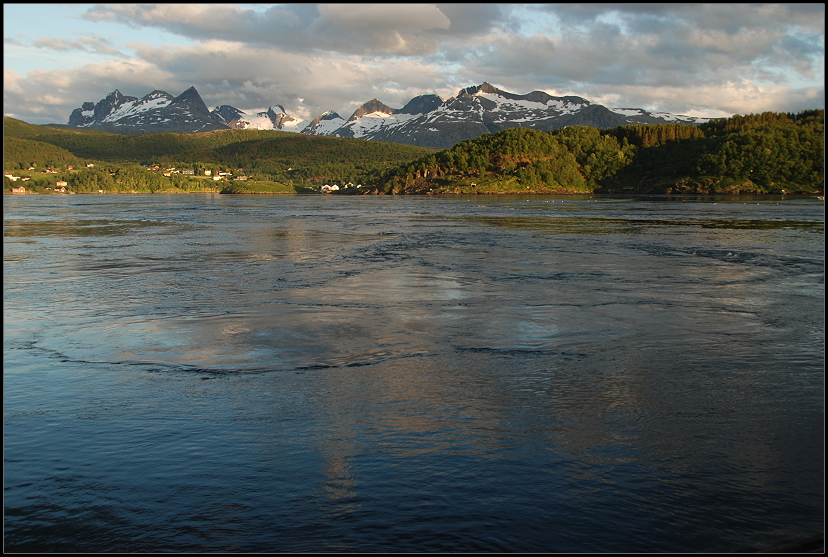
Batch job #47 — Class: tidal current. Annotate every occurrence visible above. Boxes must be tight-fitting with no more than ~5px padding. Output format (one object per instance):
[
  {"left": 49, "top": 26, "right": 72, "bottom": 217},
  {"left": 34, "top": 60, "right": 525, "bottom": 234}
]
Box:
[{"left": 4, "top": 194, "right": 824, "bottom": 552}]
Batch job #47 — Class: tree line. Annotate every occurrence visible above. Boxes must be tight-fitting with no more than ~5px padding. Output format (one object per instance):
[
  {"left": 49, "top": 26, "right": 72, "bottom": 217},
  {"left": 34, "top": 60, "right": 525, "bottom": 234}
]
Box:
[
  {"left": 366, "top": 110, "right": 823, "bottom": 194},
  {"left": 5, "top": 110, "right": 823, "bottom": 195}
]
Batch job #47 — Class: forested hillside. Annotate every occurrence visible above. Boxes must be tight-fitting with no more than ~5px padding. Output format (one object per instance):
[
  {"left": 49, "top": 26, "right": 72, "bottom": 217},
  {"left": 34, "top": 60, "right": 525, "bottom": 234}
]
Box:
[
  {"left": 366, "top": 110, "right": 823, "bottom": 194},
  {"left": 3, "top": 118, "right": 434, "bottom": 193},
  {"left": 4, "top": 110, "right": 823, "bottom": 195}
]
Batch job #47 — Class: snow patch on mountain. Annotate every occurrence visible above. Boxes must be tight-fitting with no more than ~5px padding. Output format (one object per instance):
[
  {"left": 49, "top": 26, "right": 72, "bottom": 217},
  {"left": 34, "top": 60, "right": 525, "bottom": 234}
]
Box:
[
  {"left": 302, "top": 111, "right": 347, "bottom": 135},
  {"left": 235, "top": 114, "right": 274, "bottom": 129},
  {"left": 67, "top": 82, "right": 717, "bottom": 144},
  {"left": 477, "top": 92, "right": 548, "bottom": 112},
  {"left": 209, "top": 103, "right": 306, "bottom": 130},
  {"left": 546, "top": 99, "right": 587, "bottom": 115},
  {"left": 346, "top": 111, "right": 418, "bottom": 138},
  {"left": 609, "top": 108, "right": 645, "bottom": 117},
  {"left": 651, "top": 112, "right": 711, "bottom": 123},
  {"left": 67, "top": 87, "right": 227, "bottom": 134},
  {"left": 102, "top": 94, "right": 172, "bottom": 123},
  {"left": 608, "top": 107, "right": 711, "bottom": 124}
]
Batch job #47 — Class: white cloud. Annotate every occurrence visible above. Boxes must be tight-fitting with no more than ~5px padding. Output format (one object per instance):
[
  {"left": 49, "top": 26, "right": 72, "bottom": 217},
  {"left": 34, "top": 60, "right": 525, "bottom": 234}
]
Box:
[
  {"left": 4, "top": 59, "right": 176, "bottom": 123},
  {"left": 30, "top": 35, "right": 122, "bottom": 56},
  {"left": 81, "top": 3, "right": 457, "bottom": 56},
  {"left": 4, "top": 4, "right": 823, "bottom": 125},
  {"left": 3, "top": 68, "right": 24, "bottom": 95}
]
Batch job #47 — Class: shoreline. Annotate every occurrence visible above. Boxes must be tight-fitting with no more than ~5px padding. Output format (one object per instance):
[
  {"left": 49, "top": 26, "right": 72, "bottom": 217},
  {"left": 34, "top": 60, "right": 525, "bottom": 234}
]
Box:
[{"left": 5, "top": 191, "right": 825, "bottom": 197}]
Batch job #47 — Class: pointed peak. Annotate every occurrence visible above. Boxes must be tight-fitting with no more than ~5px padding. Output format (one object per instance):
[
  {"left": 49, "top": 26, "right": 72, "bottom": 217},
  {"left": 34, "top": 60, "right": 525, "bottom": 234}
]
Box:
[
  {"left": 210, "top": 105, "right": 247, "bottom": 125},
  {"left": 307, "top": 111, "right": 343, "bottom": 127},
  {"left": 348, "top": 98, "right": 395, "bottom": 122},
  {"left": 103, "top": 89, "right": 131, "bottom": 103},
  {"left": 94, "top": 90, "right": 136, "bottom": 118},
  {"left": 302, "top": 110, "right": 344, "bottom": 134},
  {"left": 395, "top": 94, "right": 444, "bottom": 115},
  {"left": 142, "top": 90, "right": 173, "bottom": 102},
  {"left": 319, "top": 110, "right": 342, "bottom": 121},
  {"left": 173, "top": 86, "right": 201, "bottom": 100},
  {"left": 171, "top": 86, "right": 211, "bottom": 116},
  {"left": 460, "top": 82, "right": 504, "bottom": 97}
]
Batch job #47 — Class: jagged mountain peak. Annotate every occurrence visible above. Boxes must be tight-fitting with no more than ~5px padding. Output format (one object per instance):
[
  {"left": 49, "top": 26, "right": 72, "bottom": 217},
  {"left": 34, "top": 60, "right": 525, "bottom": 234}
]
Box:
[
  {"left": 461, "top": 82, "right": 503, "bottom": 96},
  {"left": 106, "top": 89, "right": 126, "bottom": 99},
  {"left": 66, "top": 82, "right": 713, "bottom": 144},
  {"left": 211, "top": 105, "right": 246, "bottom": 125},
  {"left": 207, "top": 103, "right": 303, "bottom": 130},
  {"left": 67, "top": 86, "right": 227, "bottom": 134},
  {"left": 301, "top": 81, "right": 712, "bottom": 149},
  {"left": 348, "top": 99, "right": 395, "bottom": 122},
  {"left": 145, "top": 90, "right": 173, "bottom": 99},
  {"left": 171, "top": 86, "right": 212, "bottom": 117},
  {"left": 176, "top": 85, "right": 199, "bottom": 97},
  {"left": 395, "top": 94, "right": 443, "bottom": 115},
  {"left": 314, "top": 111, "right": 343, "bottom": 124},
  {"left": 100, "top": 89, "right": 134, "bottom": 104},
  {"left": 301, "top": 110, "right": 346, "bottom": 135}
]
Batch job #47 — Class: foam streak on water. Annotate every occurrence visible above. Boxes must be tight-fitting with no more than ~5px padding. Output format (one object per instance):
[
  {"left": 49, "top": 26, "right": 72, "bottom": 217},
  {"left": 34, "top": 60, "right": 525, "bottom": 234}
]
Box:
[{"left": 4, "top": 194, "right": 824, "bottom": 552}]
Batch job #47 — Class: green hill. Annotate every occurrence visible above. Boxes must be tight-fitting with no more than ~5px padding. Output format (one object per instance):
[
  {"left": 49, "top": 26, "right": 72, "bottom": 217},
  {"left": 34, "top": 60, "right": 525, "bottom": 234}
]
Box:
[
  {"left": 5, "top": 111, "right": 823, "bottom": 195},
  {"left": 3, "top": 117, "right": 436, "bottom": 193},
  {"left": 366, "top": 111, "right": 824, "bottom": 195},
  {"left": 4, "top": 137, "right": 84, "bottom": 170}
]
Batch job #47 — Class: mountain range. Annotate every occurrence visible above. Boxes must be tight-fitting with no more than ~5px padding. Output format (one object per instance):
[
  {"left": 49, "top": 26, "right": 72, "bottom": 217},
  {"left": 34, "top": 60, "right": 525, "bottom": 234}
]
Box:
[{"left": 65, "top": 82, "right": 713, "bottom": 149}]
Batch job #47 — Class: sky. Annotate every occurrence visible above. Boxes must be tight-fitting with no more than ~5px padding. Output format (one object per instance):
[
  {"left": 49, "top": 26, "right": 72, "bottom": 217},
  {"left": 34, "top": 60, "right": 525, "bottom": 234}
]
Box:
[{"left": 3, "top": 3, "right": 825, "bottom": 125}]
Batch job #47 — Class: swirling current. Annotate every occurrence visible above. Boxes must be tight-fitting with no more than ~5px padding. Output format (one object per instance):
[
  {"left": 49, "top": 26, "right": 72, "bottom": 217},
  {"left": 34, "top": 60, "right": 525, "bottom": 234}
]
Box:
[{"left": 4, "top": 194, "right": 824, "bottom": 552}]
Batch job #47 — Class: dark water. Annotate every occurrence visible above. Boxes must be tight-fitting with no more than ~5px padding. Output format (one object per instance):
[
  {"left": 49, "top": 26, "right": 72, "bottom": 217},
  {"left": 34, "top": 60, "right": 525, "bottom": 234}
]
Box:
[{"left": 4, "top": 194, "right": 823, "bottom": 552}]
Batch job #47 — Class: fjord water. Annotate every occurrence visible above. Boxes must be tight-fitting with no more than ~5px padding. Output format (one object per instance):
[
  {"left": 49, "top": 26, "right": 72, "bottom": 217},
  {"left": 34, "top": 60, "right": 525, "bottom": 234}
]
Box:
[{"left": 4, "top": 194, "right": 823, "bottom": 552}]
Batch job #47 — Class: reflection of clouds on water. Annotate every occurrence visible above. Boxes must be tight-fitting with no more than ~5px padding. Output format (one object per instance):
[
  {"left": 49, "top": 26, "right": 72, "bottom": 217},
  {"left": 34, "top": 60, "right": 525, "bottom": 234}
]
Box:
[
  {"left": 3, "top": 194, "right": 823, "bottom": 552},
  {"left": 321, "top": 452, "right": 358, "bottom": 503}
]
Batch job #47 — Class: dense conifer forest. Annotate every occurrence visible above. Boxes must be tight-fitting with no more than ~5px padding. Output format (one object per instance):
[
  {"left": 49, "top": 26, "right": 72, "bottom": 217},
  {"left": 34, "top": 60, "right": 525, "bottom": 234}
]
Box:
[
  {"left": 4, "top": 110, "right": 823, "bottom": 195},
  {"left": 369, "top": 110, "right": 823, "bottom": 194}
]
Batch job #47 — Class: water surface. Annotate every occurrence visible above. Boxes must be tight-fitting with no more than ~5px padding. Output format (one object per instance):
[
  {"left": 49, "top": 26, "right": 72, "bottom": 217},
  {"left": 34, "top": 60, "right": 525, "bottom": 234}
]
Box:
[{"left": 4, "top": 194, "right": 824, "bottom": 552}]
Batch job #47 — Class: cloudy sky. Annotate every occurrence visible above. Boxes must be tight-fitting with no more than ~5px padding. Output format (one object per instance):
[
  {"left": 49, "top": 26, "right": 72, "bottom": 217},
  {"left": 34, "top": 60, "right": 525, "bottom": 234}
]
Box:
[{"left": 4, "top": 3, "right": 824, "bottom": 125}]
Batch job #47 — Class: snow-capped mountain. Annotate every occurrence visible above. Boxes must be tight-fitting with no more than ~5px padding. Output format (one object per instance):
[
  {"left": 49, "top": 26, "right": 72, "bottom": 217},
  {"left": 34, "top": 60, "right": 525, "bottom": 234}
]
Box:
[
  {"left": 302, "top": 111, "right": 347, "bottom": 135},
  {"left": 210, "top": 104, "right": 305, "bottom": 131},
  {"left": 67, "top": 87, "right": 227, "bottom": 134},
  {"left": 66, "top": 83, "right": 712, "bottom": 147},
  {"left": 302, "top": 82, "right": 711, "bottom": 149}
]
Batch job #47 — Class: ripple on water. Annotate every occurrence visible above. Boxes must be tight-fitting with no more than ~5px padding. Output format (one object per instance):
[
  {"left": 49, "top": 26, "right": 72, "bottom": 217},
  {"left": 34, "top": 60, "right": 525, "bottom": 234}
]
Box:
[{"left": 3, "top": 195, "right": 823, "bottom": 552}]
